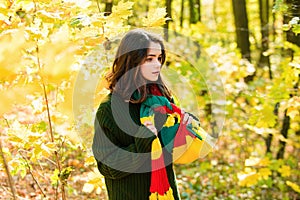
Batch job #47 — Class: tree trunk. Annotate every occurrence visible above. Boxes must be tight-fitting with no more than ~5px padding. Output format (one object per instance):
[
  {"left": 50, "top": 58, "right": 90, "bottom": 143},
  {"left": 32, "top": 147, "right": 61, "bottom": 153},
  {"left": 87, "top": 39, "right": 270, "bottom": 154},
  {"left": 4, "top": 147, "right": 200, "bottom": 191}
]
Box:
[
  {"left": 104, "top": 0, "right": 113, "bottom": 16},
  {"left": 265, "top": 102, "right": 279, "bottom": 154},
  {"left": 164, "top": 0, "right": 172, "bottom": 41},
  {"left": 180, "top": 0, "right": 184, "bottom": 27},
  {"left": 196, "top": 0, "right": 201, "bottom": 22},
  {"left": 189, "top": 0, "right": 197, "bottom": 24},
  {"left": 258, "top": 0, "right": 271, "bottom": 78},
  {"left": 276, "top": 111, "right": 290, "bottom": 159},
  {"left": 284, "top": 0, "right": 300, "bottom": 47},
  {"left": 232, "top": 0, "right": 251, "bottom": 61}
]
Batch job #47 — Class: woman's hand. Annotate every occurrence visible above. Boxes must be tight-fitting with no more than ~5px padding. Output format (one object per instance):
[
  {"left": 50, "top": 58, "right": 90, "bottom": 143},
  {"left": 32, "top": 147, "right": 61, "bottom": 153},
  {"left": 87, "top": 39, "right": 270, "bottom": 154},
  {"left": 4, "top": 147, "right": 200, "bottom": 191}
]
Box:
[
  {"left": 143, "top": 121, "right": 158, "bottom": 136},
  {"left": 181, "top": 110, "right": 193, "bottom": 125}
]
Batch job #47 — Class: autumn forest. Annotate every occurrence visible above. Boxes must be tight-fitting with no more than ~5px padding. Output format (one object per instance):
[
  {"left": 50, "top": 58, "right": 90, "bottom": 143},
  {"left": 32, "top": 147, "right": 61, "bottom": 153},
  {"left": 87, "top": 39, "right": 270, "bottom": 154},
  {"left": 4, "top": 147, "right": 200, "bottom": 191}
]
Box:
[{"left": 0, "top": 0, "right": 299, "bottom": 199}]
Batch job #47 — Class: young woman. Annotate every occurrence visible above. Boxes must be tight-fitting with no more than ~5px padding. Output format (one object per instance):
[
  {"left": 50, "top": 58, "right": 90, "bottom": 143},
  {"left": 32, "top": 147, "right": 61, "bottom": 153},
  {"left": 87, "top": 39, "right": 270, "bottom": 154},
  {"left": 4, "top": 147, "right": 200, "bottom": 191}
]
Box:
[{"left": 92, "top": 29, "right": 193, "bottom": 200}]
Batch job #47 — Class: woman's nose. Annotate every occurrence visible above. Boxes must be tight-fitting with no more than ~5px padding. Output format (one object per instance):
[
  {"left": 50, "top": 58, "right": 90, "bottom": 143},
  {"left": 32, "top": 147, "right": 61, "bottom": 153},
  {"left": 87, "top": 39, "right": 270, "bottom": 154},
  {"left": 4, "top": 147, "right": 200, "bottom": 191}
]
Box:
[{"left": 154, "top": 58, "right": 161, "bottom": 67}]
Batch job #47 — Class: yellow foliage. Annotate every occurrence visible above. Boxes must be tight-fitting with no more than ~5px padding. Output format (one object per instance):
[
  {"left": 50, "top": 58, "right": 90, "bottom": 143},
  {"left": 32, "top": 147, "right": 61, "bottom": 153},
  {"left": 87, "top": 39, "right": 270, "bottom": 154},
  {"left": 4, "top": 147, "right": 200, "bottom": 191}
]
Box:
[
  {"left": 111, "top": 0, "right": 134, "bottom": 20},
  {"left": 38, "top": 28, "right": 80, "bottom": 84},
  {"left": 286, "top": 181, "right": 300, "bottom": 193},
  {"left": 245, "top": 157, "right": 260, "bottom": 167},
  {"left": 0, "top": 28, "right": 33, "bottom": 80},
  {"left": 62, "top": 0, "right": 91, "bottom": 9},
  {"left": 237, "top": 171, "right": 259, "bottom": 187},
  {"left": 259, "top": 157, "right": 270, "bottom": 167},
  {"left": 82, "top": 168, "right": 105, "bottom": 194},
  {"left": 85, "top": 155, "right": 96, "bottom": 166},
  {"left": 142, "top": 7, "right": 170, "bottom": 27},
  {"left": 258, "top": 168, "right": 272, "bottom": 180},
  {"left": 286, "top": 96, "right": 300, "bottom": 119},
  {"left": 191, "top": 22, "right": 211, "bottom": 35},
  {"left": 278, "top": 165, "right": 291, "bottom": 177},
  {"left": 0, "top": 83, "right": 41, "bottom": 115}
]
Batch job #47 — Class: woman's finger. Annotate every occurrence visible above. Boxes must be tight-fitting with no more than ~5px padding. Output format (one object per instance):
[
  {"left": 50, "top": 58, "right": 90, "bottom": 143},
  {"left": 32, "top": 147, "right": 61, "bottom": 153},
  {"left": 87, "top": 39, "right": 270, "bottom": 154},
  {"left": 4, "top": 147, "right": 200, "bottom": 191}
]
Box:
[
  {"left": 182, "top": 113, "right": 189, "bottom": 124},
  {"left": 187, "top": 115, "right": 193, "bottom": 124},
  {"left": 182, "top": 113, "right": 193, "bottom": 124}
]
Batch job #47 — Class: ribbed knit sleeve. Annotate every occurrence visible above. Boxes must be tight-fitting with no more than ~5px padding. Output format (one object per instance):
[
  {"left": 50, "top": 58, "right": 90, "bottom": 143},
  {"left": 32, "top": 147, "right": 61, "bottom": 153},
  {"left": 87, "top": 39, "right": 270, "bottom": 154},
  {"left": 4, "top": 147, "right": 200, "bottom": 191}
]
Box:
[{"left": 92, "top": 94, "right": 156, "bottom": 179}]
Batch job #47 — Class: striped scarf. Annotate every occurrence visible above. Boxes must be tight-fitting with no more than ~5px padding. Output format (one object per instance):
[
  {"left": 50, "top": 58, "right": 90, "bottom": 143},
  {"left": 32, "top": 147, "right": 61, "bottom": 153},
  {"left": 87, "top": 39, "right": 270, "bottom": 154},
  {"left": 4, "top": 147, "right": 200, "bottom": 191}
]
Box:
[{"left": 139, "top": 86, "right": 213, "bottom": 200}]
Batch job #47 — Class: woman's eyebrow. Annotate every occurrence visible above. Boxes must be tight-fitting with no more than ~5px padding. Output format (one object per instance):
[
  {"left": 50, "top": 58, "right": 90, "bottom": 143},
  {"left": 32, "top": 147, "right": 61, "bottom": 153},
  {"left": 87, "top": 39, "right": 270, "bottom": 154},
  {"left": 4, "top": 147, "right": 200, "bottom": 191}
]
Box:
[{"left": 147, "top": 54, "right": 162, "bottom": 57}]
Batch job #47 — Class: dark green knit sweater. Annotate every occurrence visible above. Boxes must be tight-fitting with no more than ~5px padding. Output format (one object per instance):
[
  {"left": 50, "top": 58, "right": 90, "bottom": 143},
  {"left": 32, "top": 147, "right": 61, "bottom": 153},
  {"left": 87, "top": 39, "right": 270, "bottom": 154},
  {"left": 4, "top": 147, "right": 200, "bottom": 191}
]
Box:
[{"left": 92, "top": 93, "right": 180, "bottom": 200}]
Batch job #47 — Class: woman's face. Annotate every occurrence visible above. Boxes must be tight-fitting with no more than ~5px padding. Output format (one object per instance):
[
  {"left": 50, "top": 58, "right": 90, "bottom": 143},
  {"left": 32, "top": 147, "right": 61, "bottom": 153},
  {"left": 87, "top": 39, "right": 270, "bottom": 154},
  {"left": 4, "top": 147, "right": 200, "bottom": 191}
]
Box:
[{"left": 140, "top": 42, "right": 162, "bottom": 82}]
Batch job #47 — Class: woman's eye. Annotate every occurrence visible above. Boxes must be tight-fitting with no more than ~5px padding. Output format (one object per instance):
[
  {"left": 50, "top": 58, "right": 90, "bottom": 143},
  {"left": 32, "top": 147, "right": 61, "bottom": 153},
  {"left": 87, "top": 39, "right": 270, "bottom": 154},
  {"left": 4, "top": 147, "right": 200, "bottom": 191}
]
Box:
[
  {"left": 158, "top": 57, "right": 162, "bottom": 62},
  {"left": 146, "top": 58, "right": 153, "bottom": 62}
]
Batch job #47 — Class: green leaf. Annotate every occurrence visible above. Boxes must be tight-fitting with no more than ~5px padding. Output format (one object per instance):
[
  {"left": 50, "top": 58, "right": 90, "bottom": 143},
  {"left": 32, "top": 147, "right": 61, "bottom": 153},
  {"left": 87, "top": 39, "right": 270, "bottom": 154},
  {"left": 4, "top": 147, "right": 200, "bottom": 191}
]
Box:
[
  {"left": 51, "top": 169, "right": 60, "bottom": 186},
  {"left": 31, "top": 121, "right": 47, "bottom": 133},
  {"left": 282, "top": 24, "right": 290, "bottom": 31},
  {"left": 273, "top": 0, "right": 288, "bottom": 12},
  {"left": 292, "top": 24, "right": 300, "bottom": 35},
  {"left": 60, "top": 166, "right": 73, "bottom": 181}
]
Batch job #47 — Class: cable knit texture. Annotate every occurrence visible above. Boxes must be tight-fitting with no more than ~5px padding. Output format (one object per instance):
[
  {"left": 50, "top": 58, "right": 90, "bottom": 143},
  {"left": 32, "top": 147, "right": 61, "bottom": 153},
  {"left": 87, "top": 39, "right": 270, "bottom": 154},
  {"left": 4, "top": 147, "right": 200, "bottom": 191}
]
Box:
[{"left": 92, "top": 93, "right": 180, "bottom": 200}]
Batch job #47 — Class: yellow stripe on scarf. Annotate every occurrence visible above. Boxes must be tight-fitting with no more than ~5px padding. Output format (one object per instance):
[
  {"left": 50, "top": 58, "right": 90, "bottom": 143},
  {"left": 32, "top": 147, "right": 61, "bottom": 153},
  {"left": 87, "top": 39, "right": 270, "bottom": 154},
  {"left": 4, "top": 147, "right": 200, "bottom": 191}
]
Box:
[
  {"left": 163, "top": 113, "right": 180, "bottom": 127},
  {"left": 173, "top": 128, "right": 215, "bottom": 164},
  {"left": 151, "top": 138, "right": 162, "bottom": 160},
  {"left": 149, "top": 187, "right": 174, "bottom": 200},
  {"left": 141, "top": 115, "right": 155, "bottom": 125}
]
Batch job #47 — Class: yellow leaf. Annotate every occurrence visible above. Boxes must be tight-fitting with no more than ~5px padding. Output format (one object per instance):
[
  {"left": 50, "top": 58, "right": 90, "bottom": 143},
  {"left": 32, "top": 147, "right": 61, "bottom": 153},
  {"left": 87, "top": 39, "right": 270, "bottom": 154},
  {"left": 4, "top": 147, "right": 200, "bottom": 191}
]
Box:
[
  {"left": 9, "top": 160, "right": 20, "bottom": 170},
  {"left": 142, "top": 7, "right": 170, "bottom": 27},
  {"left": 237, "top": 172, "right": 259, "bottom": 187},
  {"left": 0, "top": 28, "right": 33, "bottom": 80},
  {"left": 63, "top": 0, "right": 91, "bottom": 9},
  {"left": 287, "top": 107, "right": 299, "bottom": 118},
  {"left": 8, "top": 133, "right": 24, "bottom": 143},
  {"left": 38, "top": 42, "right": 79, "bottom": 84},
  {"left": 28, "top": 134, "right": 41, "bottom": 143},
  {"left": 0, "top": 83, "right": 41, "bottom": 115},
  {"left": 191, "top": 22, "right": 210, "bottom": 35},
  {"left": 46, "top": 142, "right": 56, "bottom": 150},
  {"left": 82, "top": 183, "right": 95, "bottom": 193},
  {"left": 111, "top": 0, "right": 134, "bottom": 19},
  {"left": 40, "top": 143, "right": 56, "bottom": 158},
  {"left": 15, "top": 1, "right": 35, "bottom": 12},
  {"left": 259, "top": 157, "right": 270, "bottom": 167},
  {"left": 286, "top": 181, "right": 300, "bottom": 193},
  {"left": 96, "top": 186, "right": 102, "bottom": 195},
  {"left": 0, "top": 0, "right": 12, "bottom": 9},
  {"left": 37, "top": 10, "right": 62, "bottom": 23},
  {"left": 255, "top": 104, "right": 277, "bottom": 128},
  {"left": 245, "top": 157, "right": 260, "bottom": 167},
  {"left": 34, "top": 143, "right": 43, "bottom": 157},
  {"left": 50, "top": 169, "right": 60, "bottom": 186},
  {"left": 258, "top": 168, "right": 272, "bottom": 180},
  {"left": 37, "top": 0, "right": 52, "bottom": 3},
  {"left": 278, "top": 165, "right": 291, "bottom": 177},
  {"left": 85, "top": 156, "right": 96, "bottom": 166}
]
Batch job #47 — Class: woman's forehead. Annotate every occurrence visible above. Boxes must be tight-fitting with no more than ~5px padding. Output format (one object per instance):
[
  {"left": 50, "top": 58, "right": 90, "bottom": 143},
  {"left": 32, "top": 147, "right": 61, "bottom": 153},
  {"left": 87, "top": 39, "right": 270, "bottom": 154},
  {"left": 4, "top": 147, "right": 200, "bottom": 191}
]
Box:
[{"left": 147, "top": 42, "right": 161, "bottom": 55}]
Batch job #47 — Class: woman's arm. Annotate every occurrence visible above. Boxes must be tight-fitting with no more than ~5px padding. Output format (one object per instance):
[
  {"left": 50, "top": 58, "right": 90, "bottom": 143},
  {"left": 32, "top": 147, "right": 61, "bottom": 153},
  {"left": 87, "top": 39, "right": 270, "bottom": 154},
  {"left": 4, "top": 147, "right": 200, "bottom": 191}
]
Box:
[{"left": 92, "top": 105, "right": 156, "bottom": 179}]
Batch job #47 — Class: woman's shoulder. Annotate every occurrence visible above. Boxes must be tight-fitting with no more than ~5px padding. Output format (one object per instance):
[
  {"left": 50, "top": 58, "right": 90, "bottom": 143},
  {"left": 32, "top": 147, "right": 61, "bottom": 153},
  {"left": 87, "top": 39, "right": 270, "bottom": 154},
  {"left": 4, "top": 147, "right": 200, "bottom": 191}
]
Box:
[
  {"left": 96, "top": 92, "right": 126, "bottom": 111},
  {"left": 97, "top": 94, "right": 112, "bottom": 111}
]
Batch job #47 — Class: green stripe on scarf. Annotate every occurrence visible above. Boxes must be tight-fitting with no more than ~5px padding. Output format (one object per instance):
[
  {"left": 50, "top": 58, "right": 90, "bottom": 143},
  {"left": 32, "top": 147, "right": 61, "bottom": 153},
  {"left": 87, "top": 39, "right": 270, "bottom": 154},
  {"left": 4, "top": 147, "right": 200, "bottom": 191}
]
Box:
[{"left": 139, "top": 93, "right": 214, "bottom": 200}]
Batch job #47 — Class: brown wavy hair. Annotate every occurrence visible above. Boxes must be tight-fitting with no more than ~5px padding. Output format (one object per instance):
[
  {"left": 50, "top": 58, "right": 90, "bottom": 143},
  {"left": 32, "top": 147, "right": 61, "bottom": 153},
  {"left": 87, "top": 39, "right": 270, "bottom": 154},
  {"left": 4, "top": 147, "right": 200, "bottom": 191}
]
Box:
[{"left": 106, "top": 29, "right": 172, "bottom": 103}]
